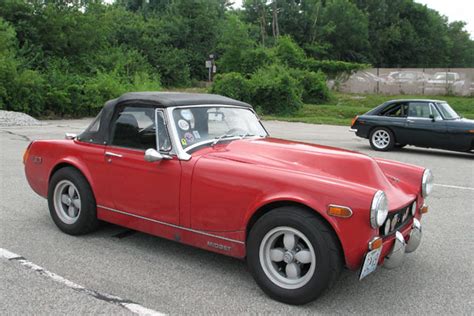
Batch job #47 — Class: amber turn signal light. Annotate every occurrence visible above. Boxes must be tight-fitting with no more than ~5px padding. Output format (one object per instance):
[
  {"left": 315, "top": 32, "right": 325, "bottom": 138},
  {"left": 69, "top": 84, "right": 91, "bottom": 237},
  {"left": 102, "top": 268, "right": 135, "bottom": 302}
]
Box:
[
  {"left": 351, "top": 115, "right": 359, "bottom": 127},
  {"left": 421, "top": 205, "right": 428, "bottom": 214},
  {"left": 23, "top": 142, "right": 33, "bottom": 164},
  {"left": 369, "top": 237, "right": 383, "bottom": 250},
  {"left": 327, "top": 205, "right": 353, "bottom": 218}
]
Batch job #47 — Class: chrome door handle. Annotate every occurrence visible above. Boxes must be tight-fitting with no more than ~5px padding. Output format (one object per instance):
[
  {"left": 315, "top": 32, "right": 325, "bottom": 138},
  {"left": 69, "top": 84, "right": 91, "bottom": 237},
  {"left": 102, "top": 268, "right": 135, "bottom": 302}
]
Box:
[
  {"left": 407, "top": 119, "right": 415, "bottom": 123},
  {"left": 105, "top": 151, "right": 123, "bottom": 158}
]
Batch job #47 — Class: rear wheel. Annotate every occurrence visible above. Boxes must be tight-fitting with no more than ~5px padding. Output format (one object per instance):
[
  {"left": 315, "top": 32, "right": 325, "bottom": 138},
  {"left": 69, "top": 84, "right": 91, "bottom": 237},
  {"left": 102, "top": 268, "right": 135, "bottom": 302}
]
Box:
[
  {"left": 247, "top": 207, "right": 342, "bottom": 305},
  {"left": 48, "top": 167, "right": 99, "bottom": 235},
  {"left": 369, "top": 127, "right": 395, "bottom": 151}
]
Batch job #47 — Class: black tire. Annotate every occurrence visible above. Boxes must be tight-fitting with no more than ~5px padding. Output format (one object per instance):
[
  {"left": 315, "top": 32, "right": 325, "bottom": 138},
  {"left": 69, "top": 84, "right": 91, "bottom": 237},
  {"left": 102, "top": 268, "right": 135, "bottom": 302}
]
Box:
[
  {"left": 247, "top": 207, "right": 343, "bottom": 305},
  {"left": 369, "top": 127, "right": 395, "bottom": 151},
  {"left": 48, "top": 167, "right": 99, "bottom": 235}
]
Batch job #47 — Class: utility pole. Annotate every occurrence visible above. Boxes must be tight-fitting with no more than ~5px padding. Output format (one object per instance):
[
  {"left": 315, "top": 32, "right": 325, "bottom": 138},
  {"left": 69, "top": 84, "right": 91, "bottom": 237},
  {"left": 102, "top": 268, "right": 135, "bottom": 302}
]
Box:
[
  {"left": 272, "top": 0, "right": 279, "bottom": 38},
  {"left": 206, "top": 54, "right": 216, "bottom": 82}
]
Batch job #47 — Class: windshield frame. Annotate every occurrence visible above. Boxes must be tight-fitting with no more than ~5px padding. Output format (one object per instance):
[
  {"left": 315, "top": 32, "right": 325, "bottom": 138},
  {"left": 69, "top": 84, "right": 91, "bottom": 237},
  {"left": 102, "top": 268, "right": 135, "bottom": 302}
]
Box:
[
  {"left": 165, "top": 104, "right": 268, "bottom": 160},
  {"left": 434, "top": 102, "right": 460, "bottom": 120}
]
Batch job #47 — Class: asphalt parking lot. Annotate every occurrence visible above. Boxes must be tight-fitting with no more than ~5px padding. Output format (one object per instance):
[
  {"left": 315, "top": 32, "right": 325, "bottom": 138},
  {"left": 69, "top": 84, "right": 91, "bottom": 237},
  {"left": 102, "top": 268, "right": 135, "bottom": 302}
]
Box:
[{"left": 0, "top": 119, "right": 473, "bottom": 315}]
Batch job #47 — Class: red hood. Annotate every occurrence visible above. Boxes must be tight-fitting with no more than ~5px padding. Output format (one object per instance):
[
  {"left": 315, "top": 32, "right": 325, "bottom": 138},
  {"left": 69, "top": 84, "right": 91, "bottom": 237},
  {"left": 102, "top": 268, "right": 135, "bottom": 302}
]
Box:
[{"left": 205, "top": 137, "right": 415, "bottom": 209}]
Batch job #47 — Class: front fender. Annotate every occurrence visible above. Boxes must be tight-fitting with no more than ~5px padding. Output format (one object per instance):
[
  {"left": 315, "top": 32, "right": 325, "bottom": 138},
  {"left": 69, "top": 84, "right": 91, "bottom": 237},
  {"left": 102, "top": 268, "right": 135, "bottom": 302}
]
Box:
[{"left": 242, "top": 171, "right": 378, "bottom": 270}]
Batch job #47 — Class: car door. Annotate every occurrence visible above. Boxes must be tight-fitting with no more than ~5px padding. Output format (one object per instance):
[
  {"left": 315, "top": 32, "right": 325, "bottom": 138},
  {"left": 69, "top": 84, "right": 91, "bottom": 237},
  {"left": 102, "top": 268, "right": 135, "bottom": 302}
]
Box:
[
  {"left": 104, "top": 103, "right": 181, "bottom": 225},
  {"left": 402, "top": 102, "right": 448, "bottom": 148},
  {"left": 375, "top": 102, "right": 409, "bottom": 144}
]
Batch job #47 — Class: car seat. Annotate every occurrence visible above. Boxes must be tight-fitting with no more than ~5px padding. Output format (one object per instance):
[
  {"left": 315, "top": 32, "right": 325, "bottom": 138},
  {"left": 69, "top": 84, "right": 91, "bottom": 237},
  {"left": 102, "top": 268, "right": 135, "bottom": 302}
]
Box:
[{"left": 113, "top": 113, "right": 141, "bottom": 148}]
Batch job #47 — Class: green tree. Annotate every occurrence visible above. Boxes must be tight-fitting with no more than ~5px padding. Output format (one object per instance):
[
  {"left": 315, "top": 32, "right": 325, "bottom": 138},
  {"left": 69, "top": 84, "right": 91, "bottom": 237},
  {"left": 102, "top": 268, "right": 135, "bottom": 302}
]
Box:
[
  {"left": 446, "top": 21, "right": 474, "bottom": 67},
  {"left": 320, "top": 0, "right": 370, "bottom": 62},
  {"left": 216, "top": 14, "right": 255, "bottom": 74}
]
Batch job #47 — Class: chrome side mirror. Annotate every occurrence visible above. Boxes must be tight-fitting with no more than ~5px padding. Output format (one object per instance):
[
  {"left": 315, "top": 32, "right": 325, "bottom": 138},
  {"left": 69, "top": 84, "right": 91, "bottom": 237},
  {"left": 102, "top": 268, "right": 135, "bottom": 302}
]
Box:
[
  {"left": 65, "top": 133, "right": 77, "bottom": 140},
  {"left": 144, "top": 148, "right": 172, "bottom": 162}
]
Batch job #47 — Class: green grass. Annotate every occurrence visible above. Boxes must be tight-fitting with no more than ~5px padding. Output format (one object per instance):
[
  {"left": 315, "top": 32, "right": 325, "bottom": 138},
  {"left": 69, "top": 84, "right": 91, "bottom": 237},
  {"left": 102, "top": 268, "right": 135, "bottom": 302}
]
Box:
[{"left": 263, "top": 93, "right": 474, "bottom": 126}]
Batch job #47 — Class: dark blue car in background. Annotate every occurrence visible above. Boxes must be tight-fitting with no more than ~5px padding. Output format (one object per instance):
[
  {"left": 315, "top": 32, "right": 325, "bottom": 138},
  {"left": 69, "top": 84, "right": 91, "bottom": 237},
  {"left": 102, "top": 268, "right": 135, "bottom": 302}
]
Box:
[{"left": 351, "top": 99, "right": 474, "bottom": 153}]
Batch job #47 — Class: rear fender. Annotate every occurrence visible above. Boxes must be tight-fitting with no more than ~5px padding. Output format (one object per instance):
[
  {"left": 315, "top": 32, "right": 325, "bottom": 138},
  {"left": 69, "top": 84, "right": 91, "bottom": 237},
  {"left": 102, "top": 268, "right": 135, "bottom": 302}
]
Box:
[{"left": 49, "top": 157, "right": 96, "bottom": 191}]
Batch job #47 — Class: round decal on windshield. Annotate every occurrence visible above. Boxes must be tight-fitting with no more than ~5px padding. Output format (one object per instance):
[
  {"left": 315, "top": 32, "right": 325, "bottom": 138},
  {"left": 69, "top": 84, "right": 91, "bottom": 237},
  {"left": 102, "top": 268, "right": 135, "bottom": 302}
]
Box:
[
  {"left": 184, "top": 132, "right": 194, "bottom": 142},
  {"left": 178, "top": 119, "right": 190, "bottom": 131},
  {"left": 180, "top": 109, "right": 194, "bottom": 121}
]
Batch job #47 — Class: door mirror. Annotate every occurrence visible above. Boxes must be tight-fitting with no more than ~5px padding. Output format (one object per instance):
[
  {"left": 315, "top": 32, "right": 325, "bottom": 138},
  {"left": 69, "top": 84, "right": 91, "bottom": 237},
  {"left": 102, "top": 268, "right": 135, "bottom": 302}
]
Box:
[
  {"left": 429, "top": 114, "right": 436, "bottom": 122},
  {"left": 144, "top": 148, "right": 172, "bottom": 162},
  {"left": 65, "top": 133, "right": 77, "bottom": 140}
]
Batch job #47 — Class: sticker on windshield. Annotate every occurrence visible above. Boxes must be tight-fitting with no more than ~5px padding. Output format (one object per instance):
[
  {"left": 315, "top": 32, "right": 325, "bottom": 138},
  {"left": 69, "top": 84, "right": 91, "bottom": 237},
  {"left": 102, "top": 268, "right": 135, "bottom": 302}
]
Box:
[
  {"left": 178, "top": 119, "right": 189, "bottom": 131},
  {"left": 180, "top": 109, "right": 194, "bottom": 121},
  {"left": 181, "top": 138, "right": 187, "bottom": 146},
  {"left": 184, "top": 132, "right": 194, "bottom": 142},
  {"left": 193, "top": 130, "right": 201, "bottom": 139}
]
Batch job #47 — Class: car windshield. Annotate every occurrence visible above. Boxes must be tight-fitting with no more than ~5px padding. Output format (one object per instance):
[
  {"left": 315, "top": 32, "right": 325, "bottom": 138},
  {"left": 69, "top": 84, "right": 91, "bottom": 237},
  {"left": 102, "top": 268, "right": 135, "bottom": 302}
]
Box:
[
  {"left": 433, "top": 73, "right": 457, "bottom": 81},
  {"left": 400, "top": 72, "right": 416, "bottom": 79},
  {"left": 172, "top": 106, "right": 267, "bottom": 150},
  {"left": 436, "top": 102, "right": 460, "bottom": 119}
]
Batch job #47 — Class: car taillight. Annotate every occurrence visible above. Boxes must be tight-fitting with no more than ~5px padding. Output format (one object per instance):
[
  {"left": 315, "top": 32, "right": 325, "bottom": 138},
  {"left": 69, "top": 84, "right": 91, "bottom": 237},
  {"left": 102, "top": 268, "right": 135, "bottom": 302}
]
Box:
[
  {"left": 23, "top": 141, "right": 33, "bottom": 164},
  {"left": 351, "top": 115, "right": 359, "bottom": 127}
]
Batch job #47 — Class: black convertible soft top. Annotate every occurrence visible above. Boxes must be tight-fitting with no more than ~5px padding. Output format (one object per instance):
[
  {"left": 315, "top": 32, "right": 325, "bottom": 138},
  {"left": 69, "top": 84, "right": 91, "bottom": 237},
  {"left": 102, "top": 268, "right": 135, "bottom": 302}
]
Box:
[
  {"left": 116, "top": 92, "right": 252, "bottom": 108},
  {"left": 77, "top": 92, "right": 251, "bottom": 145}
]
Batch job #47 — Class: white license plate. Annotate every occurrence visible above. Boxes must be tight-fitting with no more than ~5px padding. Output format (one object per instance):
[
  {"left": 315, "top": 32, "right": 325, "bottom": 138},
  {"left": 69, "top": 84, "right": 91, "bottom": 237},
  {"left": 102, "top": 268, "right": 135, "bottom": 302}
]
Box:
[{"left": 359, "top": 247, "right": 382, "bottom": 280}]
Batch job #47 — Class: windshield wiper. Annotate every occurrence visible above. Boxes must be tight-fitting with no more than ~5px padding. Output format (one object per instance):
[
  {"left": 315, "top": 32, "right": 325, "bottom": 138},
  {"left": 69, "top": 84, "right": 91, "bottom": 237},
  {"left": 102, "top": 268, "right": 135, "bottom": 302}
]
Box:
[
  {"left": 211, "top": 134, "right": 237, "bottom": 146},
  {"left": 211, "top": 132, "right": 258, "bottom": 147},
  {"left": 239, "top": 132, "right": 255, "bottom": 139}
]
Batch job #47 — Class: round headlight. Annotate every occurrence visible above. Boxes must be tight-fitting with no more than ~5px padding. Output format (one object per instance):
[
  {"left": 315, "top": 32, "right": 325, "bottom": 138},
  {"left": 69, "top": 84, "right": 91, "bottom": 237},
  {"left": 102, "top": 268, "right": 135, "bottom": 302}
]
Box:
[
  {"left": 370, "top": 190, "right": 389, "bottom": 228},
  {"left": 422, "top": 169, "right": 434, "bottom": 198},
  {"left": 410, "top": 201, "right": 417, "bottom": 216}
]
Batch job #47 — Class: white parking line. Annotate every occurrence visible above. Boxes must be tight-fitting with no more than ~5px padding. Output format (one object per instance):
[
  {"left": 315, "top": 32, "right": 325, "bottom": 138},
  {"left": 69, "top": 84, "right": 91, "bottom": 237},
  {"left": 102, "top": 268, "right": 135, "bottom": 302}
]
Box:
[
  {"left": 0, "top": 248, "right": 165, "bottom": 316},
  {"left": 434, "top": 184, "right": 474, "bottom": 191}
]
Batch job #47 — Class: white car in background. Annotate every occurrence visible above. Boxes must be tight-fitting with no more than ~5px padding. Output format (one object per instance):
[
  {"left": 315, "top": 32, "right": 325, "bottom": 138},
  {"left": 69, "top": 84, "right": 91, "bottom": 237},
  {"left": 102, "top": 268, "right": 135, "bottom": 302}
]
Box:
[
  {"left": 426, "top": 72, "right": 466, "bottom": 95},
  {"left": 386, "top": 71, "right": 428, "bottom": 84}
]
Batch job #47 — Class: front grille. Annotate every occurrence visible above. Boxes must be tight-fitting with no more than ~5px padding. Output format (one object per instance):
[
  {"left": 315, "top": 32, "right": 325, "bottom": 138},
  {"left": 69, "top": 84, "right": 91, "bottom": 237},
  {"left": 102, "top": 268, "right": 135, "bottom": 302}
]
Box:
[{"left": 380, "top": 202, "right": 414, "bottom": 237}]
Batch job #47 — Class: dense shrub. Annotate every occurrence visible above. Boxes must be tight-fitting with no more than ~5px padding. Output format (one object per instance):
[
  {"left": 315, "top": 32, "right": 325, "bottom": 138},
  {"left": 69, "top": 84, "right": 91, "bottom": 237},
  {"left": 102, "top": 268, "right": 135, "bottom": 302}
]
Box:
[
  {"left": 306, "top": 59, "right": 369, "bottom": 79},
  {"left": 289, "top": 69, "right": 330, "bottom": 104},
  {"left": 152, "top": 48, "right": 191, "bottom": 87},
  {"left": 273, "top": 36, "right": 307, "bottom": 69},
  {"left": 216, "top": 14, "right": 255, "bottom": 74},
  {"left": 240, "top": 47, "right": 276, "bottom": 76},
  {"left": 9, "top": 69, "right": 46, "bottom": 116},
  {"left": 249, "top": 65, "right": 303, "bottom": 115},
  {"left": 0, "top": 17, "right": 46, "bottom": 115},
  {"left": 210, "top": 72, "right": 251, "bottom": 102}
]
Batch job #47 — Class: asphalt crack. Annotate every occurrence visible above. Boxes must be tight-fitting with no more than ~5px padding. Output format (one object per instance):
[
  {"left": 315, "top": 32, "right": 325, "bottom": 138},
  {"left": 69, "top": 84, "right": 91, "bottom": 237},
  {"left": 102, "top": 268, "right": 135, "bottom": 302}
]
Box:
[{"left": 0, "top": 130, "right": 31, "bottom": 142}]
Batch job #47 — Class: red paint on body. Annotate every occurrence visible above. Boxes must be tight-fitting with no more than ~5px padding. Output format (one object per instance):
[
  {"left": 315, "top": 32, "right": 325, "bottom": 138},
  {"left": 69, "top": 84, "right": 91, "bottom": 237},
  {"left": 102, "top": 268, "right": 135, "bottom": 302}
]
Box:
[{"left": 24, "top": 137, "right": 425, "bottom": 268}]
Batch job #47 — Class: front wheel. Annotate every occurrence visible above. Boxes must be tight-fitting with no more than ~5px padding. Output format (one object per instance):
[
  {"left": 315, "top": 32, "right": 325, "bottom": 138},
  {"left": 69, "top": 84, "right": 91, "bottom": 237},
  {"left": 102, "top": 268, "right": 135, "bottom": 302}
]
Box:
[{"left": 247, "top": 207, "right": 342, "bottom": 305}]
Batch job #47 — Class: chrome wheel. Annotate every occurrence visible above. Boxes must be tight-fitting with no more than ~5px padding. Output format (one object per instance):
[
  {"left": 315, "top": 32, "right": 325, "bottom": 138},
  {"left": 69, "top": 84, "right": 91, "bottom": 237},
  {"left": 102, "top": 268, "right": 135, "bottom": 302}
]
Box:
[
  {"left": 371, "top": 129, "right": 391, "bottom": 149},
  {"left": 53, "top": 180, "right": 81, "bottom": 225},
  {"left": 259, "top": 227, "right": 316, "bottom": 289}
]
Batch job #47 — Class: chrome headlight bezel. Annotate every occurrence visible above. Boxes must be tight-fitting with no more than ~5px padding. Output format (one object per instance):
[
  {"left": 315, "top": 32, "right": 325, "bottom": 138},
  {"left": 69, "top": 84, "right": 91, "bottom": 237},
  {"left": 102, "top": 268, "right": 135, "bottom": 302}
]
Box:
[
  {"left": 370, "top": 190, "right": 389, "bottom": 228},
  {"left": 421, "top": 169, "right": 434, "bottom": 198},
  {"left": 410, "top": 201, "right": 417, "bottom": 216}
]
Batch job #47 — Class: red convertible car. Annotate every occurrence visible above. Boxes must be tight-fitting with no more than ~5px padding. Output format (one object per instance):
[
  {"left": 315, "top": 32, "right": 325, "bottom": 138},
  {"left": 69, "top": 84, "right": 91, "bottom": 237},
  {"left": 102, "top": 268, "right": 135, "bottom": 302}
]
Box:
[{"left": 24, "top": 92, "right": 433, "bottom": 305}]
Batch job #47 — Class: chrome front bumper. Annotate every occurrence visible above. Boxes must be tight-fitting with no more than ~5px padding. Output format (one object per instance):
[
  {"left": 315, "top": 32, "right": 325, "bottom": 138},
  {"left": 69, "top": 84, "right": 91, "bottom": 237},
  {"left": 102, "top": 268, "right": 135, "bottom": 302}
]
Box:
[{"left": 384, "top": 218, "right": 422, "bottom": 269}]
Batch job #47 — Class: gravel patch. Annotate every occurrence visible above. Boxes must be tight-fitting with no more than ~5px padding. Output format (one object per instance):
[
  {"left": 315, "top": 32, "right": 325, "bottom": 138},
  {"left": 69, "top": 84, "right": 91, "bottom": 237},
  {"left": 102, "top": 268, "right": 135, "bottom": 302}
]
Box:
[{"left": 0, "top": 110, "right": 42, "bottom": 127}]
